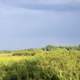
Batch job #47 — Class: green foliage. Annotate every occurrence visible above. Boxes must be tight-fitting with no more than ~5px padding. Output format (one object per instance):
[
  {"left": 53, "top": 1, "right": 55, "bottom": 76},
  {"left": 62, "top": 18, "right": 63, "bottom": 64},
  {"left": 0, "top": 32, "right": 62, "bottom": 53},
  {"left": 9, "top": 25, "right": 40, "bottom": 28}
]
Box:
[
  {"left": 0, "top": 59, "right": 59, "bottom": 80},
  {"left": 43, "top": 45, "right": 56, "bottom": 51},
  {"left": 0, "top": 45, "right": 80, "bottom": 80},
  {"left": 12, "top": 50, "right": 35, "bottom": 56}
]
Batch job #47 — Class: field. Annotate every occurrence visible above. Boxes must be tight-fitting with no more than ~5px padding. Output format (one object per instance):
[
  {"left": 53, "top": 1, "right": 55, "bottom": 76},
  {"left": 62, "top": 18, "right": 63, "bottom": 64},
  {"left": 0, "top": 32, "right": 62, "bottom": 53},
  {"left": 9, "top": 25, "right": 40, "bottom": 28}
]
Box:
[{"left": 0, "top": 45, "right": 80, "bottom": 80}]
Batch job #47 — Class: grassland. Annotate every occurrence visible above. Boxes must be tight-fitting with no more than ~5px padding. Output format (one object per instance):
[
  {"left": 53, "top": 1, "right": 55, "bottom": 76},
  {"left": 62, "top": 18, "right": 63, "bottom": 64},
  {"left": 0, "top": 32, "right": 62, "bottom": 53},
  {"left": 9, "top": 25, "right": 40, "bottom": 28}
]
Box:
[{"left": 0, "top": 45, "right": 80, "bottom": 80}]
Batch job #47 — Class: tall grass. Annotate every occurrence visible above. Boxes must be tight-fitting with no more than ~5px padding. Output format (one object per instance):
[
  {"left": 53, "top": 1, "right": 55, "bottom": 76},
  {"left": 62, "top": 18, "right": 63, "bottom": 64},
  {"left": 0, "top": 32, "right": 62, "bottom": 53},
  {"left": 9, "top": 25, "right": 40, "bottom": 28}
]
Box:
[{"left": 0, "top": 46, "right": 80, "bottom": 80}]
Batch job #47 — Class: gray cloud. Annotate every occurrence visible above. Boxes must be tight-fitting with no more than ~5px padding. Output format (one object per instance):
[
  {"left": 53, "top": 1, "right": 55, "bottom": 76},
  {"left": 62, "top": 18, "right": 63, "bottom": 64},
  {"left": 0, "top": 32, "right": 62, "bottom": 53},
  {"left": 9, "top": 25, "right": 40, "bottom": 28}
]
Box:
[
  {"left": 0, "top": 0, "right": 80, "bottom": 11},
  {"left": 1, "top": 0, "right": 80, "bottom": 4},
  {"left": 0, "top": 0, "right": 80, "bottom": 50}
]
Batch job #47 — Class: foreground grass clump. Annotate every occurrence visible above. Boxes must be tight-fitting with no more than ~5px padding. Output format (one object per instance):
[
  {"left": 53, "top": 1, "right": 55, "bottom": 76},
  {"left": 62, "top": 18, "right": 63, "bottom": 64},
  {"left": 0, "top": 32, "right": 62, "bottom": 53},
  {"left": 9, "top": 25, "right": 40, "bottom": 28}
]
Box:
[
  {"left": 0, "top": 58, "right": 59, "bottom": 80},
  {"left": 0, "top": 45, "right": 80, "bottom": 80}
]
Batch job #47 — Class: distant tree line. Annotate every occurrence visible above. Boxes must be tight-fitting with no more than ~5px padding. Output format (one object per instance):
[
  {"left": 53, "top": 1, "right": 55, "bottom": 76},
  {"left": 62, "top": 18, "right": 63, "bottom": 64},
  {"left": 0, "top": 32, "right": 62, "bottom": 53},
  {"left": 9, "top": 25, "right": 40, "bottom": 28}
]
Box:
[{"left": 41, "top": 44, "right": 80, "bottom": 51}]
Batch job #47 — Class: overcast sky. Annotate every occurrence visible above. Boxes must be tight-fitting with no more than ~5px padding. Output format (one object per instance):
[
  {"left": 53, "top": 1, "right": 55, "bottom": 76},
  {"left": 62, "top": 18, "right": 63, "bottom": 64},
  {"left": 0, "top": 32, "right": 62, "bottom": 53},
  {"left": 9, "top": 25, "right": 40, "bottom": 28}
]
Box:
[{"left": 0, "top": 0, "right": 80, "bottom": 50}]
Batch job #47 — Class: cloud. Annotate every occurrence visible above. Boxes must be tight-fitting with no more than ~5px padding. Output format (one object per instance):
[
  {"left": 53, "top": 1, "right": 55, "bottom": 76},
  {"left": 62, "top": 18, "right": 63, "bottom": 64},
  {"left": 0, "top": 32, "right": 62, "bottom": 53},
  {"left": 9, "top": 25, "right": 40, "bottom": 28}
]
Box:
[
  {"left": 0, "top": 0, "right": 80, "bottom": 49},
  {"left": 0, "top": 0, "right": 80, "bottom": 11},
  {"left": 1, "top": 0, "right": 80, "bottom": 5},
  {"left": 27, "top": 0, "right": 80, "bottom": 5}
]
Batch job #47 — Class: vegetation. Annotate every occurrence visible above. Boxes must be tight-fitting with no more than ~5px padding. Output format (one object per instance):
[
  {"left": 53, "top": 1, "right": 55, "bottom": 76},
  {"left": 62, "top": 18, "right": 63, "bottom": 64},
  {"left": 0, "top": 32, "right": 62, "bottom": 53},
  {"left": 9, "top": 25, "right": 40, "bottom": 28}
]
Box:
[{"left": 0, "top": 45, "right": 80, "bottom": 80}]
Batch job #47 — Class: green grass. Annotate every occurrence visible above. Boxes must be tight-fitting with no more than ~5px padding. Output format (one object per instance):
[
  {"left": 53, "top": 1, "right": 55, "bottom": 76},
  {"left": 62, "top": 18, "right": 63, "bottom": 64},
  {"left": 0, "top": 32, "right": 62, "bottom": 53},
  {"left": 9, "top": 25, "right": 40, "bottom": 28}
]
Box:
[{"left": 0, "top": 46, "right": 80, "bottom": 80}]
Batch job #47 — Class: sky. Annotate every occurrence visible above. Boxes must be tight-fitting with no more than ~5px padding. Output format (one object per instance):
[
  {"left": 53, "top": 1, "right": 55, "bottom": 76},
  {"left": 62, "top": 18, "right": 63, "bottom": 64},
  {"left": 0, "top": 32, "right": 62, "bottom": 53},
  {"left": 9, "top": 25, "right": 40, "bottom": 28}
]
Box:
[{"left": 0, "top": 0, "right": 80, "bottom": 50}]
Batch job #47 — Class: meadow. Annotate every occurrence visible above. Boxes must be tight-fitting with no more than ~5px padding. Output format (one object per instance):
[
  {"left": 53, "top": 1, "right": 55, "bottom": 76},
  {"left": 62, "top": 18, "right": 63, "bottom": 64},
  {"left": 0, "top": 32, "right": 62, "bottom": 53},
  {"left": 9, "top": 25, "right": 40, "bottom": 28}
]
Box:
[{"left": 0, "top": 45, "right": 80, "bottom": 80}]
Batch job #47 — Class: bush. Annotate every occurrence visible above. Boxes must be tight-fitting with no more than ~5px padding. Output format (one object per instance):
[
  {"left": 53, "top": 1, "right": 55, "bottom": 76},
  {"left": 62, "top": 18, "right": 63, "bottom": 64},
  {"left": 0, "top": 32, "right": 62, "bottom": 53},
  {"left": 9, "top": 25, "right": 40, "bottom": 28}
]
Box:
[{"left": 0, "top": 59, "right": 60, "bottom": 80}]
